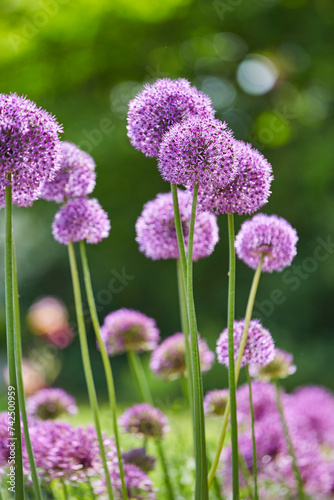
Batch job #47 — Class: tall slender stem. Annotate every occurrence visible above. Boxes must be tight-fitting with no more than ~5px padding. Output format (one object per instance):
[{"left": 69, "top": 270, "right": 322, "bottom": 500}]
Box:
[
  {"left": 275, "top": 381, "right": 305, "bottom": 500},
  {"left": 67, "top": 242, "right": 114, "bottom": 500},
  {"left": 127, "top": 350, "right": 174, "bottom": 500},
  {"left": 187, "top": 185, "right": 208, "bottom": 500},
  {"left": 208, "top": 256, "right": 264, "bottom": 488},
  {"left": 12, "top": 243, "right": 43, "bottom": 500},
  {"left": 176, "top": 259, "right": 193, "bottom": 416},
  {"left": 238, "top": 453, "right": 254, "bottom": 500},
  {"left": 79, "top": 241, "right": 128, "bottom": 500},
  {"left": 171, "top": 184, "right": 187, "bottom": 286},
  {"left": 5, "top": 181, "right": 24, "bottom": 499},
  {"left": 246, "top": 367, "right": 258, "bottom": 500},
  {"left": 226, "top": 213, "right": 239, "bottom": 500}
]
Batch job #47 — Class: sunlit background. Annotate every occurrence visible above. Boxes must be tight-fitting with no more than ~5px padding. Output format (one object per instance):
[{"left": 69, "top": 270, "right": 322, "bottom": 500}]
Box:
[{"left": 0, "top": 0, "right": 333, "bottom": 405}]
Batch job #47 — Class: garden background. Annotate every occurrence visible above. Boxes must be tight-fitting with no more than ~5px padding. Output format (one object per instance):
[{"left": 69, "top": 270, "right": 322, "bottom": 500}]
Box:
[{"left": 0, "top": 0, "right": 333, "bottom": 407}]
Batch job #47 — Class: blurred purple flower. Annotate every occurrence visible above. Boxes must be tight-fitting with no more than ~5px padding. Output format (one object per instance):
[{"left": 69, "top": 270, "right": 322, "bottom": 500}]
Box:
[
  {"left": 204, "top": 389, "right": 229, "bottom": 417},
  {"left": 26, "top": 388, "right": 77, "bottom": 420},
  {"left": 150, "top": 332, "right": 214, "bottom": 381},
  {"left": 119, "top": 403, "right": 169, "bottom": 441},
  {"left": 52, "top": 197, "right": 110, "bottom": 244},
  {"left": 135, "top": 190, "right": 219, "bottom": 261},
  {"left": 100, "top": 308, "right": 160, "bottom": 356},
  {"left": 249, "top": 348, "right": 297, "bottom": 381},
  {"left": 122, "top": 447, "right": 155, "bottom": 473}
]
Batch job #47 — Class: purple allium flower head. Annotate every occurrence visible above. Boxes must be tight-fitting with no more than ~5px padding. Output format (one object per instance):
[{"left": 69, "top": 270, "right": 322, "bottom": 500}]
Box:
[
  {"left": 216, "top": 319, "right": 275, "bottom": 369},
  {"left": 26, "top": 388, "right": 77, "bottom": 420},
  {"left": 0, "top": 412, "right": 11, "bottom": 473},
  {"left": 236, "top": 381, "right": 279, "bottom": 423},
  {"left": 135, "top": 190, "right": 219, "bottom": 261},
  {"left": 235, "top": 213, "right": 298, "bottom": 272},
  {"left": 127, "top": 78, "right": 215, "bottom": 158},
  {"left": 204, "top": 389, "right": 230, "bottom": 416},
  {"left": 0, "top": 92, "right": 63, "bottom": 207},
  {"left": 197, "top": 141, "right": 273, "bottom": 216},
  {"left": 150, "top": 332, "right": 214, "bottom": 381},
  {"left": 52, "top": 197, "right": 110, "bottom": 245},
  {"left": 40, "top": 141, "right": 96, "bottom": 203},
  {"left": 100, "top": 308, "right": 160, "bottom": 356},
  {"left": 122, "top": 447, "right": 155, "bottom": 473},
  {"left": 119, "top": 403, "right": 169, "bottom": 441},
  {"left": 249, "top": 348, "right": 297, "bottom": 381},
  {"left": 97, "top": 463, "right": 156, "bottom": 500},
  {"left": 158, "top": 117, "right": 237, "bottom": 189},
  {"left": 25, "top": 421, "right": 115, "bottom": 482}
]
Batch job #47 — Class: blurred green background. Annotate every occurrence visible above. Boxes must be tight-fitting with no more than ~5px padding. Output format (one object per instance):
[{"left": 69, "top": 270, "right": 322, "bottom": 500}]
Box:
[{"left": 0, "top": 0, "right": 333, "bottom": 404}]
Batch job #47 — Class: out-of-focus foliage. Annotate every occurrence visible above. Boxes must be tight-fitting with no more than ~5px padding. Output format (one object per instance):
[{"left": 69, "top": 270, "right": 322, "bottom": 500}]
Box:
[{"left": 0, "top": 0, "right": 333, "bottom": 400}]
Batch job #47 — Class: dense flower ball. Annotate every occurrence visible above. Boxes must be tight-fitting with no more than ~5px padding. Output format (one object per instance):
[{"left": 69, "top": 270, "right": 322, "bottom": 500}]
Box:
[
  {"left": 235, "top": 213, "right": 298, "bottom": 272},
  {"left": 236, "top": 381, "right": 279, "bottom": 423},
  {"left": 97, "top": 463, "right": 157, "bottom": 500},
  {"left": 52, "top": 197, "right": 110, "bottom": 245},
  {"left": 150, "top": 332, "right": 214, "bottom": 381},
  {"left": 204, "top": 389, "right": 229, "bottom": 417},
  {"left": 249, "top": 348, "right": 297, "bottom": 381},
  {"left": 26, "top": 388, "right": 77, "bottom": 420},
  {"left": 197, "top": 141, "right": 273, "bottom": 215},
  {"left": 158, "top": 117, "right": 236, "bottom": 189},
  {"left": 119, "top": 404, "right": 169, "bottom": 441},
  {"left": 127, "top": 78, "right": 215, "bottom": 158},
  {"left": 24, "top": 421, "right": 115, "bottom": 481},
  {"left": 216, "top": 319, "right": 275, "bottom": 369},
  {"left": 100, "top": 308, "right": 160, "bottom": 356},
  {"left": 122, "top": 448, "right": 155, "bottom": 473},
  {"left": 40, "top": 141, "right": 96, "bottom": 203},
  {"left": 135, "top": 190, "right": 219, "bottom": 261},
  {"left": 0, "top": 92, "right": 62, "bottom": 207}
]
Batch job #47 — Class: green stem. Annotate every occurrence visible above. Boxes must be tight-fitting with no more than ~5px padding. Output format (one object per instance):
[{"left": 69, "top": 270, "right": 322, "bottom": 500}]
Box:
[
  {"left": 246, "top": 367, "right": 258, "bottom": 500},
  {"left": 61, "top": 480, "right": 68, "bottom": 500},
  {"left": 171, "top": 184, "right": 187, "bottom": 286},
  {"left": 226, "top": 213, "right": 239, "bottom": 500},
  {"left": 12, "top": 244, "right": 43, "bottom": 500},
  {"left": 79, "top": 241, "right": 128, "bottom": 500},
  {"left": 176, "top": 259, "right": 193, "bottom": 416},
  {"left": 208, "top": 256, "right": 264, "bottom": 488},
  {"left": 5, "top": 181, "right": 24, "bottom": 500},
  {"left": 238, "top": 453, "right": 254, "bottom": 500},
  {"left": 67, "top": 242, "right": 114, "bottom": 500},
  {"left": 187, "top": 185, "right": 208, "bottom": 500},
  {"left": 127, "top": 351, "right": 174, "bottom": 500},
  {"left": 275, "top": 381, "right": 305, "bottom": 500}
]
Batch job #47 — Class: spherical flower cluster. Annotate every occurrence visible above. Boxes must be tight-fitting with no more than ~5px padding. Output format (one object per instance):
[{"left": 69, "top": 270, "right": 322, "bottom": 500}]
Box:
[
  {"left": 97, "top": 463, "right": 157, "bottom": 500},
  {"left": 135, "top": 190, "right": 219, "bottom": 261},
  {"left": 150, "top": 332, "right": 214, "bottom": 381},
  {"left": 197, "top": 141, "right": 273, "bottom": 216},
  {"left": 203, "top": 389, "right": 229, "bottom": 417},
  {"left": 158, "top": 117, "right": 236, "bottom": 189},
  {"left": 100, "top": 308, "right": 160, "bottom": 356},
  {"left": 119, "top": 403, "right": 169, "bottom": 441},
  {"left": 0, "top": 92, "right": 62, "bottom": 207},
  {"left": 40, "top": 141, "right": 96, "bottom": 203},
  {"left": 235, "top": 213, "right": 298, "bottom": 272},
  {"left": 127, "top": 78, "right": 215, "bottom": 158},
  {"left": 236, "top": 381, "right": 279, "bottom": 423},
  {"left": 122, "top": 447, "right": 155, "bottom": 473},
  {"left": 26, "top": 388, "right": 77, "bottom": 420},
  {"left": 216, "top": 319, "right": 275, "bottom": 369},
  {"left": 52, "top": 197, "right": 110, "bottom": 245},
  {"left": 24, "top": 421, "right": 114, "bottom": 481},
  {"left": 249, "top": 348, "right": 297, "bottom": 381}
]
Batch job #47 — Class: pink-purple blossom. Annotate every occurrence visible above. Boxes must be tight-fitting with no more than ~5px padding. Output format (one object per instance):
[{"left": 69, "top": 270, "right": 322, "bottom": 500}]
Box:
[
  {"left": 135, "top": 190, "right": 219, "bottom": 261},
  {"left": 40, "top": 141, "right": 96, "bottom": 203},
  {"left": 150, "top": 332, "right": 214, "bottom": 381},
  {"left": 158, "top": 117, "right": 236, "bottom": 189},
  {"left": 100, "top": 308, "right": 160, "bottom": 356},
  {"left": 122, "top": 447, "right": 155, "bottom": 473},
  {"left": 52, "top": 197, "right": 110, "bottom": 244},
  {"left": 0, "top": 92, "right": 62, "bottom": 207},
  {"left": 119, "top": 403, "right": 169, "bottom": 441},
  {"left": 26, "top": 388, "right": 77, "bottom": 420},
  {"left": 249, "top": 348, "right": 297, "bottom": 381},
  {"left": 203, "top": 389, "right": 230, "bottom": 416},
  {"left": 235, "top": 213, "right": 298, "bottom": 272},
  {"left": 216, "top": 319, "right": 275, "bottom": 369},
  {"left": 127, "top": 78, "right": 215, "bottom": 158},
  {"left": 197, "top": 140, "right": 273, "bottom": 216}
]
